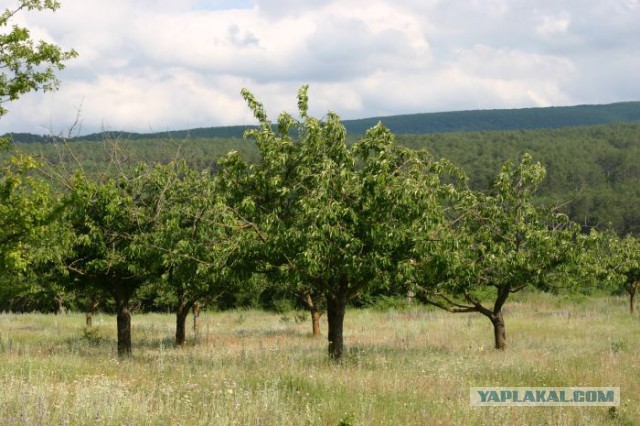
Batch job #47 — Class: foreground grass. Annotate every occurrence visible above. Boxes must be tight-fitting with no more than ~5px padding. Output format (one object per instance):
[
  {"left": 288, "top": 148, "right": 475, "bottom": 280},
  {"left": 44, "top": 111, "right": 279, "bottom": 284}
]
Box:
[{"left": 0, "top": 294, "right": 638, "bottom": 425}]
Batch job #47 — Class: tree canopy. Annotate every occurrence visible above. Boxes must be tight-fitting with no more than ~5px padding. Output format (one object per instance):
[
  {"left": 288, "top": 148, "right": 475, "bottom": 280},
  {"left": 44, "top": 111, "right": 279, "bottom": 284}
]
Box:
[{"left": 408, "top": 154, "right": 584, "bottom": 349}]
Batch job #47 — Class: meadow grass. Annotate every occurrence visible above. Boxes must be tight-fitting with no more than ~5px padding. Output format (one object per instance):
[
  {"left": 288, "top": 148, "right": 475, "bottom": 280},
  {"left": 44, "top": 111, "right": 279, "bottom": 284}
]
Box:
[{"left": 0, "top": 293, "right": 638, "bottom": 425}]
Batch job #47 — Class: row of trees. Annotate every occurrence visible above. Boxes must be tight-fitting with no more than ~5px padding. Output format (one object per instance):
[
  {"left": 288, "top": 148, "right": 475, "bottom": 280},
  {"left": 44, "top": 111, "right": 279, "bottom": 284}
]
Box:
[
  {"left": 1, "top": 1, "right": 637, "bottom": 361},
  {"left": 2, "top": 86, "right": 639, "bottom": 361}
]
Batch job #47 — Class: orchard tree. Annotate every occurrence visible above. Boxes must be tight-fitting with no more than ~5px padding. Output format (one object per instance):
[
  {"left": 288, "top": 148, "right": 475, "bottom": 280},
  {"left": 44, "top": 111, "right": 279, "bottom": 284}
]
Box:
[
  {"left": 409, "top": 154, "right": 582, "bottom": 350},
  {"left": 139, "top": 161, "right": 239, "bottom": 346},
  {"left": 1, "top": 0, "right": 77, "bottom": 117},
  {"left": 63, "top": 168, "right": 154, "bottom": 357},
  {"left": 598, "top": 234, "right": 640, "bottom": 315},
  {"left": 218, "top": 86, "right": 456, "bottom": 360}
]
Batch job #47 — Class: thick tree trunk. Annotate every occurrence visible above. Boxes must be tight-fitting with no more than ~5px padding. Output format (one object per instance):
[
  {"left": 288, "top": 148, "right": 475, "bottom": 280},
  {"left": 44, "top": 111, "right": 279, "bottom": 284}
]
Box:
[
  {"left": 175, "top": 302, "right": 191, "bottom": 346},
  {"left": 115, "top": 296, "right": 132, "bottom": 358},
  {"left": 85, "top": 296, "right": 99, "bottom": 328},
  {"left": 491, "top": 310, "right": 507, "bottom": 350},
  {"left": 326, "top": 292, "right": 347, "bottom": 361},
  {"left": 304, "top": 293, "right": 322, "bottom": 337}
]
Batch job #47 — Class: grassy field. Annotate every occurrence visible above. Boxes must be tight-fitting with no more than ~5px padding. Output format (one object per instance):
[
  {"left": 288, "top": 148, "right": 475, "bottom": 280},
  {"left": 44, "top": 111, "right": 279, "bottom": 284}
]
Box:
[{"left": 0, "top": 293, "right": 638, "bottom": 425}]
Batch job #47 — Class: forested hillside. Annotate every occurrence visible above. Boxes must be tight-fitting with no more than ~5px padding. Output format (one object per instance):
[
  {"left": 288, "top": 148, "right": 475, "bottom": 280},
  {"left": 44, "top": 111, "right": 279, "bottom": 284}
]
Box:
[
  {"left": 399, "top": 123, "right": 640, "bottom": 235},
  {"left": 14, "top": 122, "right": 640, "bottom": 235},
  {"left": 344, "top": 101, "right": 640, "bottom": 135},
  {"left": 6, "top": 101, "right": 640, "bottom": 142}
]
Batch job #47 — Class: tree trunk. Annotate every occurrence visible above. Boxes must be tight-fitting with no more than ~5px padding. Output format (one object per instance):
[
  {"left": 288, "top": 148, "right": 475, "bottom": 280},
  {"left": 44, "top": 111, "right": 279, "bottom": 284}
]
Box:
[
  {"left": 85, "top": 296, "right": 99, "bottom": 328},
  {"left": 491, "top": 310, "right": 507, "bottom": 350},
  {"left": 406, "top": 290, "right": 415, "bottom": 305},
  {"left": 312, "top": 310, "right": 321, "bottom": 337},
  {"left": 326, "top": 292, "right": 347, "bottom": 361},
  {"left": 115, "top": 296, "right": 132, "bottom": 358},
  {"left": 192, "top": 301, "right": 201, "bottom": 333},
  {"left": 304, "top": 293, "right": 322, "bottom": 337},
  {"left": 176, "top": 302, "right": 191, "bottom": 346},
  {"left": 54, "top": 294, "right": 65, "bottom": 315},
  {"left": 629, "top": 283, "right": 637, "bottom": 315}
]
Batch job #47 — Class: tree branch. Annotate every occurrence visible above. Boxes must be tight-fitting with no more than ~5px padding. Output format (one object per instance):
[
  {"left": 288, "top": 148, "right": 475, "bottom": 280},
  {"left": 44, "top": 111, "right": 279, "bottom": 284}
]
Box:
[
  {"left": 462, "top": 292, "right": 494, "bottom": 317},
  {"left": 413, "top": 285, "right": 479, "bottom": 313}
]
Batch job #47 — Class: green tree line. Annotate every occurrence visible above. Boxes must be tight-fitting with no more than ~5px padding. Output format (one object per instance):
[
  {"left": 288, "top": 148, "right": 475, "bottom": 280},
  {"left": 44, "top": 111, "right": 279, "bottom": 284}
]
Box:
[
  {"left": 13, "top": 121, "right": 640, "bottom": 235},
  {"left": 3, "top": 86, "right": 638, "bottom": 361}
]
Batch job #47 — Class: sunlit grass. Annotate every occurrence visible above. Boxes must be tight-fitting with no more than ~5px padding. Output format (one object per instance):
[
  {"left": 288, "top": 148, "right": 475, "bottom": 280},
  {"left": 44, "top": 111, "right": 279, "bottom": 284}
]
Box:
[{"left": 0, "top": 294, "right": 638, "bottom": 425}]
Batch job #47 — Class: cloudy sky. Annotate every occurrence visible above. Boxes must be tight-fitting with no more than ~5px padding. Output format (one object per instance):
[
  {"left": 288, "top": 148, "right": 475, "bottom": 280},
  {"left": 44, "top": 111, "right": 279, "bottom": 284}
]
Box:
[{"left": 1, "top": 0, "right": 639, "bottom": 135}]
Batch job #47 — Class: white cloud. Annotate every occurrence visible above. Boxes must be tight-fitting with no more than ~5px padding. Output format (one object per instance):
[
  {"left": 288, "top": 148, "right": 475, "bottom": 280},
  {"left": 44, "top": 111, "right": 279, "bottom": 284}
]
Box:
[
  {"left": 536, "top": 14, "right": 570, "bottom": 37},
  {"left": 0, "top": 0, "right": 639, "bottom": 135}
]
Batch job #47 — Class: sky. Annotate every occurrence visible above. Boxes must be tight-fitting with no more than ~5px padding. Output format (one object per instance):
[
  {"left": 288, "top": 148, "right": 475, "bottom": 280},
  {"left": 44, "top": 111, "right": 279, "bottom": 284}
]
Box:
[{"left": 1, "top": 0, "right": 639, "bottom": 136}]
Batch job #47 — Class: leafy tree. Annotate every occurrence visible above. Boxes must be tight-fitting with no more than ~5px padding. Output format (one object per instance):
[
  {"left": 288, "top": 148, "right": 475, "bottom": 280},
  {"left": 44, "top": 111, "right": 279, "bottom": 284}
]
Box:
[
  {"left": 409, "top": 154, "right": 582, "bottom": 350},
  {"left": 0, "top": 0, "right": 75, "bottom": 305},
  {"left": 0, "top": 144, "right": 52, "bottom": 272},
  {"left": 0, "top": 270, "right": 69, "bottom": 312},
  {"left": 139, "top": 160, "right": 238, "bottom": 345},
  {"left": 0, "top": 140, "right": 82, "bottom": 317},
  {"left": 598, "top": 234, "right": 640, "bottom": 315},
  {"left": 218, "top": 86, "right": 455, "bottom": 360},
  {"left": 62, "top": 168, "right": 154, "bottom": 357},
  {"left": 1, "top": 0, "right": 77, "bottom": 118}
]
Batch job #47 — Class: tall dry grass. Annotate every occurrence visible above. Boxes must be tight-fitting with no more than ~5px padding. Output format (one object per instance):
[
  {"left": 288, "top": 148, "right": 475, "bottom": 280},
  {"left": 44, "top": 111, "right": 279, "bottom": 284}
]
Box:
[{"left": 0, "top": 294, "right": 637, "bottom": 425}]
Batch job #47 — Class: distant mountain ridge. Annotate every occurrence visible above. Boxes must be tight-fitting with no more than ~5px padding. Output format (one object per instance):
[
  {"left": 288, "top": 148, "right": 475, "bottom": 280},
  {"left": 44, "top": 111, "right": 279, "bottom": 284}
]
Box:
[{"left": 6, "top": 101, "right": 640, "bottom": 143}]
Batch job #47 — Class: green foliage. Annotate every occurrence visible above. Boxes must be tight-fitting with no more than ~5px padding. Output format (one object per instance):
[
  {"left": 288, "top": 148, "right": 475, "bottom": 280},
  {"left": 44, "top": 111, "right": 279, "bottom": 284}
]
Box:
[
  {"left": 0, "top": 0, "right": 77, "bottom": 117},
  {"left": 61, "top": 167, "right": 157, "bottom": 302},
  {"left": 14, "top": 122, "right": 640, "bottom": 235},
  {"left": 270, "top": 298, "right": 296, "bottom": 315},
  {"left": 15, "top": 137, "right": 260, "bottom": 183},
  {"left": 594, "top": 233, "right": 640, "bottom": 313},
  {"left": 219, "top": 86, "right": 455, "bottom": 303},
  {"left": 137, "top": 160, "right": 241, "bottom": 315},
  {"left": 0, "top": 141, "right": 60, "bottom": 274},
  {"left": 599, "top": 234, "right": 640, "bottom": 288},
  {"left": 2, "top": 83, "right": 637, "bottom": 334},
  {"left": 408, "top": 154, "right": 585, "bottom": 348},
  {"left": 0, "top": 1, "right": 75, "bottom": 307},
  {"left": 398, "top": 123, "right": 640, "bottom": 235},
  {"left": 343, "top": 101, "right": 640, "bottom": 135}
]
